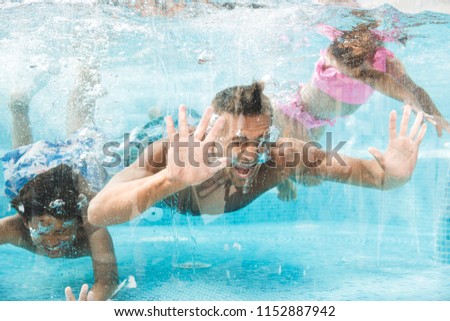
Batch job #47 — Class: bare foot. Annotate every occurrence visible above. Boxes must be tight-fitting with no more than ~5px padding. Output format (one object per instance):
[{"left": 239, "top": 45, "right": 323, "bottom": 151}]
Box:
[
  {"left": 297, "top": 175, "right": 322, "bottom": 187},
  {"left": 70, "top": 62, "right": 106, "bottom": 108},
  {"left": 66, "top": 61, "right": 106, "bottom": 134},
  {"left": 8, "top": 91, "right": 31, "bottom": 115},
  {"left": 9, "top": 56, "right": 59, "bottom": 114}
]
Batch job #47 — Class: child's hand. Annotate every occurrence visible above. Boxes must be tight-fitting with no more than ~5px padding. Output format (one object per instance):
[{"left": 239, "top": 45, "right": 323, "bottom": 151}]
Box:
[
  {"left": 421, "top": 113, "right": 450, "bottom": 137},
  {"left": 404, "top": 104, "right": 447, "bottom": 137},
  {"left": 408, "top": 97, "right": 448, "bottom": 137},
  {"left": 65, "top": 284, "right": 94, "bottom": 301},
  {"left": 433, "top": 115, "right": 450, "bottom": 137}
]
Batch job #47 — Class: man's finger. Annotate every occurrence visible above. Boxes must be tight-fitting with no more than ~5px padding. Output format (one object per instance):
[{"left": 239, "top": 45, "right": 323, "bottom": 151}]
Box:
[
  {"left": 194, "top": 106, "right": 214, "bottom": 140},
  {"left": 409, "top": 112, "right": 423, "bottom": 139},
  {"left": 399, "top": 105, "right": 411, "bottom": 137},
  {"left": 166, "top": 115, "right": 176, "bottom": 143},
  {"left": 368, "top": 147, "right": 385, "bottom": 169},
  {"left": 388, "top": 110, "right": 397, "bottom": 141},
  {"left": 204, "top": 117, "right": 225, "bottom": 144},
  {"left": 415, "top": 124, "right": 427, "bottom": 144},
  {"left": 178, "top": 105, "right": 189, "bottom": 137}
]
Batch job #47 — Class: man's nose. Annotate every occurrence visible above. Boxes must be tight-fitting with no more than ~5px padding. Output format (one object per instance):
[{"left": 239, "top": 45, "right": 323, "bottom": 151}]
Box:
[{"left": 240, "top": 145, "right": 258, "bottom": 162}]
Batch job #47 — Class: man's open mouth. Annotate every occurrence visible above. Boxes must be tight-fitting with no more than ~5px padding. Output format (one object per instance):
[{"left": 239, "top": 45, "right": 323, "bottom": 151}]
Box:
[{"left": 233, "top": 163, "right": 257, "bottom": 178}]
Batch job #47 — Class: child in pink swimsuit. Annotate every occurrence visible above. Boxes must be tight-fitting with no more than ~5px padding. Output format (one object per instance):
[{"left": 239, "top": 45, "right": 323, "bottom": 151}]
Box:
[
  {"left": 275, "top": 22, "right": 449, "bottom": 201},
  {"left": 277, "top": 22, "right": 448, "bottom": 139}
]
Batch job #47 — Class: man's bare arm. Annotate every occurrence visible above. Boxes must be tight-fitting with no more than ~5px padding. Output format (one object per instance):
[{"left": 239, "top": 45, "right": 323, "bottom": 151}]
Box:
[
  {"left": 88, "top": 106, "right": 226, "bottom": 227},
  {"left": 273, "top": 107, "right": 426, "bottom": 190}
]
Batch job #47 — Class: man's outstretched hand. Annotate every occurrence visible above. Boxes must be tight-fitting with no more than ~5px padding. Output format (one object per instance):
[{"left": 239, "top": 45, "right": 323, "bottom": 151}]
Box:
[
  {"left": 368, "top": 105, "right": 427, "bottom": 189},
  {"left": 166, "top": 105, "right": 227, "bottom": 188}
]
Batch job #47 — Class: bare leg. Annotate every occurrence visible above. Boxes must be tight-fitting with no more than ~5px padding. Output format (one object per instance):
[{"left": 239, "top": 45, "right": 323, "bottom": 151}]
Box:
[
  {"left": 66, "top": 62, "right": 105, "bottom": 135},
  {"left": 9, "top": 92, "right": 33, "bottom": 149},
  {"left": 277, "top": 179, "right": 297, "bottom": 201},
  {"left": 8, "top": 58, "right": 58, "bottom": 148},
  {"left": 273, "top": 107, "right": 324, "bottom": 201}
]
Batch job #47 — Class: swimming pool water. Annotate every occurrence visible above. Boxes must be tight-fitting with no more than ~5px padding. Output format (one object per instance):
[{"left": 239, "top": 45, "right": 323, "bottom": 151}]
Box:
[
  {"left": 1, "top": 156, "right": 449, "bottom": 300},
  {"left": 0, "top": 1, "right": 450, "bottom": 301}
]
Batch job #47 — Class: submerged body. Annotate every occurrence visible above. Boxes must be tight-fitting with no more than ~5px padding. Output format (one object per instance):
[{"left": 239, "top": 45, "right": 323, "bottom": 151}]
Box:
[
  {"left": 273, "top": 23, "right": 449, "bottom": 200},
  {"left": 275, "top": 23, "right": 449, "bottom": 142},
  {"left": 0, "top": 64, "right": 118, "bottom": 301},
  {"left": 88, "top": 82, "right": 427, "bottom": 226}
]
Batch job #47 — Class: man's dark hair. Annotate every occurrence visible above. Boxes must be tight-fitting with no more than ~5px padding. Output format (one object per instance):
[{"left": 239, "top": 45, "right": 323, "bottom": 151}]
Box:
[
  {"left": 211, "top": 81, "right": 272, "bottom": 116},
  {"left": 11, "top": 164, "right": 92, "bottom": 222}
]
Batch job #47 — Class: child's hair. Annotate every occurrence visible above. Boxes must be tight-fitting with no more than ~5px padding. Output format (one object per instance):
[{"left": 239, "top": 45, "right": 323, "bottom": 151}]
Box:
[
  {"left": 11, "top": 164, "right": 91, "bottom": 223},
  {"left": 211, "top": 81, "right": 273, "bottom": 116},
  {"left": 329, "top": 23, "right": 380, "bottom": 68}
]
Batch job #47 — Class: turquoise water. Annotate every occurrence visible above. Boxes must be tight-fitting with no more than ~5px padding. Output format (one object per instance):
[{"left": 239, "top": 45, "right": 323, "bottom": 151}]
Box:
[{"left": 1, "top": 1, "right": 450, "bottom": 300}]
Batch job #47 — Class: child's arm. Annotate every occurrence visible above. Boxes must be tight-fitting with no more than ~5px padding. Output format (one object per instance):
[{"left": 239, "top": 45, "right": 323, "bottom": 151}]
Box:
[
  {"left": 86, "top": 225, "right": 119, "bottom": 301},
  {"left": 385, "top": 56, "right": 450, "bottom": 136},
  {"left": 66, "top": 224, "right": 119, "bottom": 301},
  {"left": 355, "top": 67, "right": 419, "bottom": 105},
  {"left": 0, "top": 214, "right": 30, "bottom": 248},
  {"left": 0, "top": 215, "right": 17, "bottom": 245},
  {"left": 353, "top": 63, "right": 448, "bottom": 136}
]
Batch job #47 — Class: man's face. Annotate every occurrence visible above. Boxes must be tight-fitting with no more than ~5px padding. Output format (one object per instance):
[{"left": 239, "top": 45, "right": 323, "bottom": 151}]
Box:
[
  {"left": 218, "top": 112, "right": 272, "bottom": 188},
  {"left": 26, "top": 214, "right": 78, "bottom": 258}
]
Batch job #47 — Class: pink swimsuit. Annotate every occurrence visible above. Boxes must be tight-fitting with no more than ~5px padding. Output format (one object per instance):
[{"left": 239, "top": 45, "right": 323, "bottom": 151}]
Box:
[
  {"left": 312, "top": 23, "right": 396, "bottom": 105},
  {"left": 278, "top": 24, "right": 396, "bottom": 129},
  {"left": 277, "top": 89, "right": 337, "bottom": 128},
  {"left": 313, "top": 47, "right": 394, "bottom": 105}
]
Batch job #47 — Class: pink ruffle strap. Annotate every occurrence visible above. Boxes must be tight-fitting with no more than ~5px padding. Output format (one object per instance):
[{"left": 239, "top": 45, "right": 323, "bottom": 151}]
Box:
[{"left": 277, "top": 91, "right": 336, "bottom": 129}]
